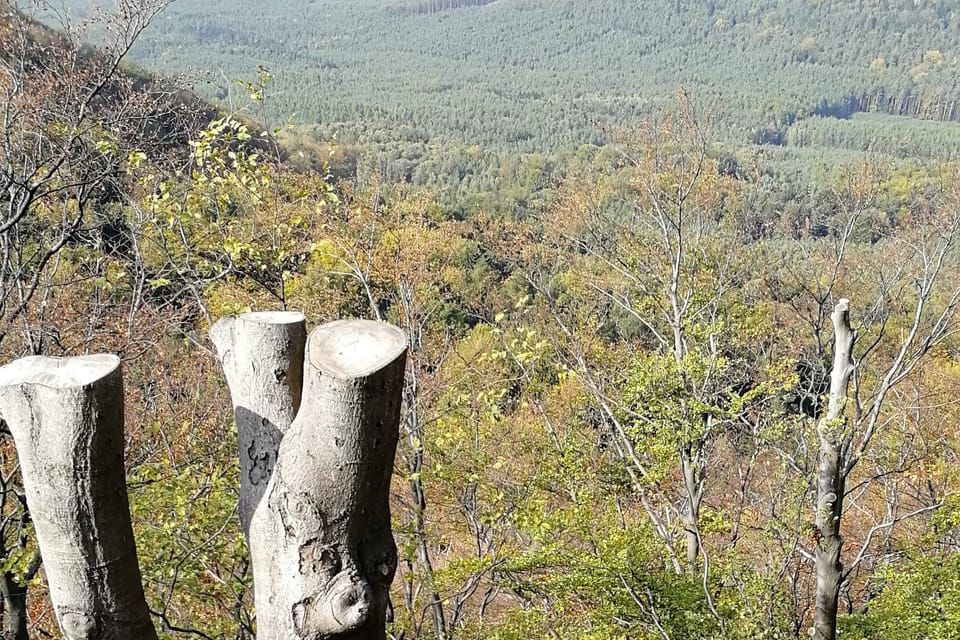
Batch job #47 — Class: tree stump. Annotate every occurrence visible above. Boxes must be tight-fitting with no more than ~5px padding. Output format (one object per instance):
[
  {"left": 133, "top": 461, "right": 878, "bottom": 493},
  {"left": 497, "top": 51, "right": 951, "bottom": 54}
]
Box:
[
  {"left": 210, "top": 311, "right": 307, "bottom": 538},
  {"left": 0, "top": 354, "right": 156, "bottom": 640},
  {"left": 246, "top": 319, "right": 407, "bottom": 640}
]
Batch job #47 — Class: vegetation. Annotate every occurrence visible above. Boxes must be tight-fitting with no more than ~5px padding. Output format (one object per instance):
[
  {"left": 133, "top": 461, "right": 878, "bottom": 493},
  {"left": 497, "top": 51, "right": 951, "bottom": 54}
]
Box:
[
  {"left": 50, "top": 0, "right": 960, "bottom": 215},
  {"left": 85, "top": 0, "right": 960, "bottom": 155},
  {"left": 4, "top": 1, "right": 960, "bottom": 640}
]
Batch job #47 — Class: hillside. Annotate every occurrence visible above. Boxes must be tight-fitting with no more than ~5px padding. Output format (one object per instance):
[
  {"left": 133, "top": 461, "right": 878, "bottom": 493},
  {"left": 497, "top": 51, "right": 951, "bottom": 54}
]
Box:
[
  {"left": 60, "top": 0, "right": 960, "bottom": 156},
  {"left": 7, "top": 3, "right": 960, "bottom": 640}
]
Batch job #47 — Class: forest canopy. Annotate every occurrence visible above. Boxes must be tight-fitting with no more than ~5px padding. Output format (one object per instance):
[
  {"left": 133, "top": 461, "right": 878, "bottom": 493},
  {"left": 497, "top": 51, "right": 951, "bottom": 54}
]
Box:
[{"left": 100, "top": 0, "right": 960, "bottom": 152}]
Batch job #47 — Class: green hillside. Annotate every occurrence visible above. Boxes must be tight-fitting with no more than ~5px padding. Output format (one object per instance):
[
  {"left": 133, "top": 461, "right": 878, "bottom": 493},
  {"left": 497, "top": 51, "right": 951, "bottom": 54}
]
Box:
[{"left": 67, "top": 0, "right": 960, "bottom": 155}]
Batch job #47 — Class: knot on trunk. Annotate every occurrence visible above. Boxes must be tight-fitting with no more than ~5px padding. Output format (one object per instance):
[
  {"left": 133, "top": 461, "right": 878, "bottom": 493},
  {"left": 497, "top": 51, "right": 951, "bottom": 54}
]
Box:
[
  {"left": 292, "top": 570, "right": 375, "bottom": 636},
  {"left": 60, "top": 611, "right": 99, "bottom": 640}
]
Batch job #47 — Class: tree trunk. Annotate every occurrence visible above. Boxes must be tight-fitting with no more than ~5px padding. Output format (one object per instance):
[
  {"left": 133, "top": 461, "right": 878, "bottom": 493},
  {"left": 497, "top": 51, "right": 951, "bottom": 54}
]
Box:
[
  {"left": 209, "top": 311, "right": 307, "bottom": 538},
  {"left": 402, "top": 376, "right": 447, "bottom": 640},
  {"left": 244, "top": 319, "right": 407, "bottom": 640},
  {"left": 0, "top": 354, "right": 157, "bottom": 640},
  {"left": 0, "top": 572, "right": 28, "bottom": 640},
  {"left": 813, "top": 300, "right": 855, "bottom": 640},
  {"left": 680, "top": 446, "right": 703, "bottom": 574}
]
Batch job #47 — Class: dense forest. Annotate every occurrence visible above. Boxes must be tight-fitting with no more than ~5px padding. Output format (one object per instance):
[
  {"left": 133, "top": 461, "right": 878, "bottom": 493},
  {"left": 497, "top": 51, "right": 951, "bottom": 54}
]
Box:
[
  {"left": 109, "top": 0, "right": 960, "bottom": 150},
  {"left": 389, "top": 0, "right": 499, "bottom": 16},
  {"left": 5, "top": 1, "right": 960, "bottom": 640},
  {"left": 55, "top": 0, "right": 960, "bottom": 209}
]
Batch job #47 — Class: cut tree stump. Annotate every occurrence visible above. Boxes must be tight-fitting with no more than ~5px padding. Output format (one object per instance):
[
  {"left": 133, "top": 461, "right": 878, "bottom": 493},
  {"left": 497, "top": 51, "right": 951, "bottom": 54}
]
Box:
[
  {"left": 0, "top": 314, "right": 408, "bottom": 640},
  {"left": 210, "top": 311, "right": 307, "bottom": 538},
  {"left": 0, "top": 354, "right": 157, "bottom": 640},
  {"left": 244, "top": 319, "right": 408, "bottom": 640}
]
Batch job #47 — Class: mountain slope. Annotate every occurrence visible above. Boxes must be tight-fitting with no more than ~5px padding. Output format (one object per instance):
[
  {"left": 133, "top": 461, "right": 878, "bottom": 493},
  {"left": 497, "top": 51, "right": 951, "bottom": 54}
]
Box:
[{"left": 62, "top": 0, "right": 960, "bottom": 153}]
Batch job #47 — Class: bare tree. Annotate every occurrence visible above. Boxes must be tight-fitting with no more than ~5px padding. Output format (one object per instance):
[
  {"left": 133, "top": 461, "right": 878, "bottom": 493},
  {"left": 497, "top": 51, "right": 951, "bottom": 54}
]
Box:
[
  {"left": 805, "top": 196, "right": 960, "bottom": 639},
  {"left": 520, "top": 99, "right": 761, "bottom": 598},
  {"left": 0, "top": 0, "right": 207, "bottom": 352}
]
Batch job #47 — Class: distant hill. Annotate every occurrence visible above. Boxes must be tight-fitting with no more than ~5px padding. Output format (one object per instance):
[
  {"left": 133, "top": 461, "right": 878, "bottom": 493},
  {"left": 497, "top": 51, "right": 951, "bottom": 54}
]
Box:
[
  {"left": 59, "top": 0, "right": 960, "bottom": 157},
  {"left": 5, "top": 5, "right": 220, "bottom": 158}
]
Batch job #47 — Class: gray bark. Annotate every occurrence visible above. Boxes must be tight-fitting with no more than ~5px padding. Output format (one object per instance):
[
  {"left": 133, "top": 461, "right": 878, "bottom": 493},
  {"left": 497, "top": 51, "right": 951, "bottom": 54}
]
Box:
[
  {"left": 401, "top": 373, "right": 447, "bottom": 640},
  {"left": 0, "top": 571, "right": 27, "bottom": 640},
  {"left": 813, "top": 300, "right": 855, "bottom": 640},
  {"left": 680, "top": 446, "right": 703, "bottom": 574},
  {"left": 243, "top": 319, "right": 407, "bottom": 640},
  {"left": 0, "top": 354, "right": 157, "bottom": 640},
  {"left": 210, "top": 311, "right": 307, "bottom": 538}
]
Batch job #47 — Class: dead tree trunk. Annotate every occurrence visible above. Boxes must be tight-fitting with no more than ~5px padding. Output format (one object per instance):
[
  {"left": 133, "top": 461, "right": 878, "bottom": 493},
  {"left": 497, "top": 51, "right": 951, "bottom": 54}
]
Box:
[
  {"left": 0, "top": 354, "right": 157, "bottom": 640},
  {"left": 813, "top": 300, "right": 855, "bottom": 640},
  {"left": 210, "top": 311, "right": 307, "bottom": 538},
  {"left": 219, "top": 318, "right": 408, "bottom": 640}
]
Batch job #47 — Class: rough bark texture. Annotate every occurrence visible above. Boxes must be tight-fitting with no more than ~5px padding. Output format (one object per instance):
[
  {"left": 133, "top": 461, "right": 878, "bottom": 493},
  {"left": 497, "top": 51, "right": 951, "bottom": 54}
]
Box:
[
  {"left": 813, "top": 300, "right": 855, "bottom": 640},
  {"left": 0, "top": 355, "right": 157, "bottom": 640},
  {"left": 245, "top": 319, "right": 407, "bottom": 640},
  {"left": 210, "top": 311, "right": 307, "bottom": 537}
]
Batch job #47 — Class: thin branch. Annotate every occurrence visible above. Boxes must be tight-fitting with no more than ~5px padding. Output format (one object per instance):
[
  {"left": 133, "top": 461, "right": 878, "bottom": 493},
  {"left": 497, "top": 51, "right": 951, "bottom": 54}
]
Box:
[{"left": 843, "top": 502, "right": 943, "bottom": 579}]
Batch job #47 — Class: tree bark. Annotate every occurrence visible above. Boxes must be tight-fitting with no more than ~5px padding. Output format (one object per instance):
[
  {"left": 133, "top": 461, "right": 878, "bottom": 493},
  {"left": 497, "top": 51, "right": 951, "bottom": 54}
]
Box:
[
  {"left": 244, "top": 319, "right": 407, "bottom": 640},
  {"left": 680, "top": 445, "right": 703, "bottom": 574},
  {"left": 0, "top": 571, "right": 28, "bottom": 640},
  {"left": 0, "top": 354, "right": 157, "bottom": 640},
  {"left": 813, "top": 300, "right": 855, "bottom": 640},
  {"left": 209, "top": 311, "right": 307, "bottom": 538},
  {"left": 401, "top": 371, "right": 447, "bottom": 640}
]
